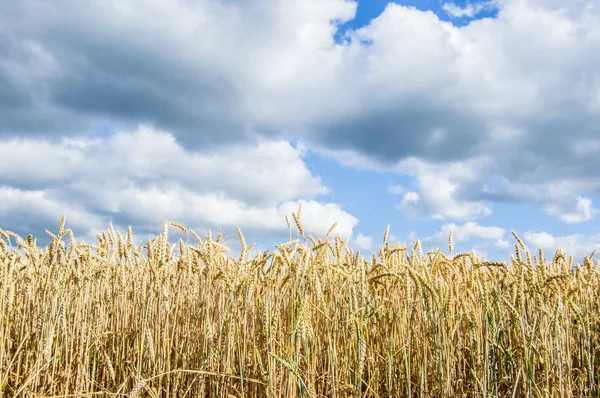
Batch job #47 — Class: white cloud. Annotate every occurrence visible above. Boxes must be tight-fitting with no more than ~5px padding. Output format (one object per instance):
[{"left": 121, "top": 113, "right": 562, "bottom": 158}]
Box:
[
  {"left": 416, "top": 221, "right": 507, "bottom": 253},
  {"left": 354, "top": 233, "right": 373, "bottom": 251},
  {"left": 442, "top": 1, "right": 497, "bottom": 18},
  {"left": 325, "top": 145, "right": 598, "bottom": 225},
  {"left": 438, "top": 222, "right": 505, "bottom": 242},
  {"left": 542, "top": 195, "right": 598, "bottom": 223},
  {"left": 278, "top": 199, "right": 358, "bottom": 239},
  {"left": 0, "top": 186, "right": 104, "bottom": 232},
  {"left": 394, "top": 158, "right": 492, "bottom": 221},
  {"left": 494, "top": 238, "right": 511, "bottom": 249},
  {"left": 317, "top": 150, "right": 497, "bottom": 222},
  {"left": 524, "top": 231, "right": 600, "bottom": 261},
  {"left": 314, "top": 2, "right": 600, "bottom": 224},
  {"left": 0, "top": 126, "right": 328, "bottom": 208},
  {"left": 524, "top": 231, "right": 556, "bottom": 248},
  {"left": 0, "top": 126, "right": 358, "bottom": 240},
  {"left": 398, "top": 191, "right": 421, "bottom": 217}
]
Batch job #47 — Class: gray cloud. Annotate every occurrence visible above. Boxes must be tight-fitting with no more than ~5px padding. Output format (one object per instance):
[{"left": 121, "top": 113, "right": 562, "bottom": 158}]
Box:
[
  {"left": 2, "top": 0, "right": 599, "bottom": 165},
  {"left": 1, "top": 0, "right": 600, "bottom": 234},
  {"left": 0, "top": 0, "right": 356, "bottom": 148},
  {"left": 312, "top": 100, "right": 488, "bottom": 165}
]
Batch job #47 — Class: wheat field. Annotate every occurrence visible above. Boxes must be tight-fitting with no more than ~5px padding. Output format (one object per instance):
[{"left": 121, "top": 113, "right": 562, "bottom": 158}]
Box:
[{"left": 1, "top": 214, "right": 599, "bottom": 397}]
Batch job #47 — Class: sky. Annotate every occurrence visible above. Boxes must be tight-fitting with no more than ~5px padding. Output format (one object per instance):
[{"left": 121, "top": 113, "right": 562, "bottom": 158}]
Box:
[{"left": 1, "top": 0, "right": 600, "bottom": 264}]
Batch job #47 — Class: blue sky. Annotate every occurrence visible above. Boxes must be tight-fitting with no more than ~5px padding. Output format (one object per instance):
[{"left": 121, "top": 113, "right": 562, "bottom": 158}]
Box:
[{"left": 1, "top": 0, "right": 599, "bottom": 264}]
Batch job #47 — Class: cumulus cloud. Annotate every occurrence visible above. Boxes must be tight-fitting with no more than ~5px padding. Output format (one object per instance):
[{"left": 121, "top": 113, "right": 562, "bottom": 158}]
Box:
[
  {"left": 317, "top": 1, "right": 600, "bottom": 224},
  {"left": 524, "top": 231, "right": 600, "bottom": 262},
  {"left": 390, "top": 158, "right": 492, "bottom": 222},
  {"left": 0, "top": 126, "right": 358, "bottom": 241},
  {"left": 524, "top": 231, "right": 556, "bottom": 249},
  {"left": 415, "top": 225, "right": 600, "bottom": 264},
  {"left": 542, "top": 195, "right": 598, "bottom": 224},
  {"left": 1, "top": 0, "right": 600, "bottom": 237},
  {"left": 3, "top": 0, "right": 600, "bottom": 165},
  {"left": 0, "top": 126, "right": 328, "bottom": 206},
  {"left": 442, "top": 222, "right": 505, "bottom": 242},
  {"left": 0, "top": 187, "right": 104, "bottom": 236},
  {"left": 0, "top": 0, "right": 358, "bottom": 146},
  {"left": 278, "top": 200, "right": 358, "bottom": 239},
  {"left": 354, "top": 233, "right": 373, "bottom": 251},
  {"left": 417, "top": 221, "right": 507, "bottom": 254}
]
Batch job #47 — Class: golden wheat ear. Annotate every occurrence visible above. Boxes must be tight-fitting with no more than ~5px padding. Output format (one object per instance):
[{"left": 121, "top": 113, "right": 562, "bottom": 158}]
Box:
[{"left": 1, "top": 220, "right": 597, "bottom": 396}]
